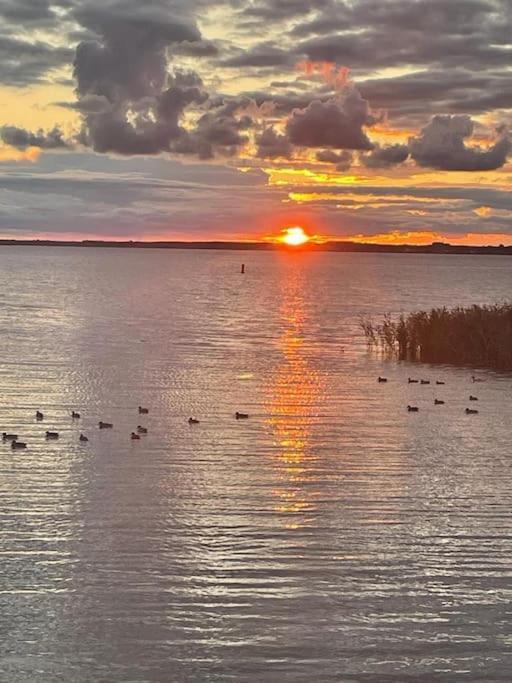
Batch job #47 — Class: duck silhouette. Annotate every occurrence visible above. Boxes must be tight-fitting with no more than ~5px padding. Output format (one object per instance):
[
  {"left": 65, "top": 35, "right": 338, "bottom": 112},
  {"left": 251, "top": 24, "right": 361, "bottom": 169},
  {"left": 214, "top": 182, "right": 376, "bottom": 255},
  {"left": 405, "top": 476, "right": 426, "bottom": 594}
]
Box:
[
  {"left": 11, "top": 441, "right": 27, "bottom": 450},
  {"left": 2, "top": 433, "right": 17, "bottom": 442},
  {"left": 79, "top": 434, "right": 89, "bottom": 443}
]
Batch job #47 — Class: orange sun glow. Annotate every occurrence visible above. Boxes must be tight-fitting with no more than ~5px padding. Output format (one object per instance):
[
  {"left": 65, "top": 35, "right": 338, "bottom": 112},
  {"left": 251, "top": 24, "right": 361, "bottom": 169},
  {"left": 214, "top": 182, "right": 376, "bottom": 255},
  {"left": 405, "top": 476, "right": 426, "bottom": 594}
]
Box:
[{"left": 280, "top": 226, "right": 311, "bottom": 246}]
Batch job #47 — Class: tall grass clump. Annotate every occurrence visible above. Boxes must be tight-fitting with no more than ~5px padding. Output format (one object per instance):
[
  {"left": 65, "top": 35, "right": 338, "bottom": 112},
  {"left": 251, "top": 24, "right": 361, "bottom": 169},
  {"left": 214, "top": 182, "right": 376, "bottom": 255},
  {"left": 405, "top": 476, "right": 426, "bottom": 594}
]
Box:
[{"left": 362, "top": 303, "right": 512, "bottom": 369}]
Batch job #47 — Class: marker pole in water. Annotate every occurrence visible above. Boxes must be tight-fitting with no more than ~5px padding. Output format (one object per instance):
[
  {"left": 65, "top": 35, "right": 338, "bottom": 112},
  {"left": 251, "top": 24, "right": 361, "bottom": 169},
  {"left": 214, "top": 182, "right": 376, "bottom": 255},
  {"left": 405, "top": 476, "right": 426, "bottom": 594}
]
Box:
[{"left": 241, "top": 264, "right": 245, "bottom": 274}]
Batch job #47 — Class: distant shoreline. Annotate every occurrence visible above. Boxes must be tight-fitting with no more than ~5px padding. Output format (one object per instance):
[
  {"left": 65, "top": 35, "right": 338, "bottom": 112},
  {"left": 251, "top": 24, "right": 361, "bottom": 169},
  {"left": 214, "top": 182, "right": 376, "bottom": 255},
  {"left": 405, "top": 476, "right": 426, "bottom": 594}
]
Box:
[{"left": 1, "top": 239, "right": 512, "bottom": 256}]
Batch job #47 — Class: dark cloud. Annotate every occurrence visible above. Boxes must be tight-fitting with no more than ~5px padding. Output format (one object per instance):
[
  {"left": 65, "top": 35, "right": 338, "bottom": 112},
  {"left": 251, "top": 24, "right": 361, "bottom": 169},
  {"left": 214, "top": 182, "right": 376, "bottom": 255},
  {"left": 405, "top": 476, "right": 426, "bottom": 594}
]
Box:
[
  {"left": 293, "top": 0, "right": 511, "bottom": 73},
  {"left": 359, "top": 69, "right": 512, "bottom": 123},
  {"left": 409, "top": 115, "right": 511, "bottom": 171},
  {"left": 360, "top": 143, "right": 409, "bottom": 168},
  {"left": 222, "top": 42, "right": 295, "bottom": 68},
  {"left": 255, "top": 127, "right": 293, "bottom": 159},
  {"left": 287, "top": 86, "right": 374, "bottom": 150},
  {"left": 76, "top": 69, "right": 209, "bottom": 156},
  {"left": 170, "top": 40, "right": 219, "bottom": 57},
  {"left": 0, "top": 0, "right": 56, "bottom": 23},
  {"left": 1, "top": 126, "right": 70, "bottom": 150},
  {"left": 238, "top": 0, "right": 332, "bottom": 21},
  {"left": 69, "top": 5, "right": 226, "bottom": 157},
  {"left": 0, "top": 35, "right": 72, "bottom": 86},
  {"left": 316, "top": 149, "right": 352, "bottom": 171}
]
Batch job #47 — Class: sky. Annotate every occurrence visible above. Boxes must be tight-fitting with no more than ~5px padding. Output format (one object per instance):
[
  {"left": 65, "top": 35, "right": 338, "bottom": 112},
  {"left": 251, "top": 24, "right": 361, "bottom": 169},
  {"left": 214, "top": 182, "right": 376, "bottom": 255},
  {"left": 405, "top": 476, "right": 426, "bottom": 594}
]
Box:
[{"left": 0, "top": 0, "right": 511, "bottom": 244}]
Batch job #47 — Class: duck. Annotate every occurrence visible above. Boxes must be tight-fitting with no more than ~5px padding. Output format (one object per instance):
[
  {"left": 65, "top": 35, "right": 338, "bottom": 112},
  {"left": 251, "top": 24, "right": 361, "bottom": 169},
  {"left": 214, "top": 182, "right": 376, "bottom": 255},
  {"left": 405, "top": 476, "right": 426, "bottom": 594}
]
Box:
[
  {"left": 235, "top": 412, "right": 249, "bottom": 420},
  {"left": 466, "top": 408, "right": 479, "bottom": 415},
  {"left": 407, "top": 405, "right": 419, "bottom": 412},
  {"left": 2, "top": 433, "right": 18, "bottom": 442},
  {"left": 36, "top": 411, "right": 44, "bottom": 421},
  {"left": 420, "top": 379, "right": 430, "bottom": 385},
  {"left": 79, "top": 434, "right": 89, "bottom": 443},
  {"left": 138, "top": 406, "right": 149, "bottom": 415},
  {"left": 472, "top": 376, "right": 485, "bottom": 383},
  {"left": 137, "top": 426, "right": 148, "bottom": 434},
  {"left": 434, "top": 399, "right": 445, "bottom": 405},
  {"left": 11, "top": 441, "right": 27, "bottom": 450},
  {"left": 378, "top": 376, "right": 388, "bottom": 383},
  {"left": 71, "top": 411, "right": 81, "bottom": 419},
  {"left": 99, "top": 421, "right": 113, "bottom": 429},
  {"left": 436, "top": 381, "right": 445, "bottom": 385},
  {"left": 408, "top": 378, "right": 419, "bottom": 384},
  {"left": 46, "top": 431, "right": 59, "bottom": 440},
  {"left": 469, "top": 395, "right": 478, "bottom": 401},
  {"left": 188, "top": 417, "right": 200, "bottom": 425},
  {"left": 131, "top": 432, "right": 141, "bottom": 440}
]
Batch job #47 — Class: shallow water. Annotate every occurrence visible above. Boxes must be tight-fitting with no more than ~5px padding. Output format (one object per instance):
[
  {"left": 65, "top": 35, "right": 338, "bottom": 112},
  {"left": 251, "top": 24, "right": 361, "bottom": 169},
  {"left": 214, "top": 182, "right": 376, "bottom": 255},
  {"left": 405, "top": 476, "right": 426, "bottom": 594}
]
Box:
[{"left": 1, "top": 247, "right": 512, "bottom": 681}]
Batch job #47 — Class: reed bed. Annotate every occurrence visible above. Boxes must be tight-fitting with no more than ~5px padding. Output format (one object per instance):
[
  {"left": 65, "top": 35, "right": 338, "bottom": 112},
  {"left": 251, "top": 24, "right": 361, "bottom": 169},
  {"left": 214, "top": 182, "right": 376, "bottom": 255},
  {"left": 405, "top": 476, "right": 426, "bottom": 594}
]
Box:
[{"left": 362, "top": 303, "right": 512, "bottom": 369}]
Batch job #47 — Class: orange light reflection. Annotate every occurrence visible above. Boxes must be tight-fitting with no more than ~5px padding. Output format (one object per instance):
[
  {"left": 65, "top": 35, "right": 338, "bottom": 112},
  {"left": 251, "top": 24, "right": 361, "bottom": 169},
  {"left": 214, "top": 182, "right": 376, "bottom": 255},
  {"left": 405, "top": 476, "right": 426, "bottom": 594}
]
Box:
[{"left": 264, "top": 265, "right": 326, "bottom": 527}]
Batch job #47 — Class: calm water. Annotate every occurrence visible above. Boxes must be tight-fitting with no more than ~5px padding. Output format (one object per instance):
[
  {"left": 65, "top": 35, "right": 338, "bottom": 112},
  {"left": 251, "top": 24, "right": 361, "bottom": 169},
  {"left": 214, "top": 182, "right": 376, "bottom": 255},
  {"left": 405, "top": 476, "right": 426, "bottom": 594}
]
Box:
[{"left": 1, "top": 247, "right": 512, "bottom": 682}]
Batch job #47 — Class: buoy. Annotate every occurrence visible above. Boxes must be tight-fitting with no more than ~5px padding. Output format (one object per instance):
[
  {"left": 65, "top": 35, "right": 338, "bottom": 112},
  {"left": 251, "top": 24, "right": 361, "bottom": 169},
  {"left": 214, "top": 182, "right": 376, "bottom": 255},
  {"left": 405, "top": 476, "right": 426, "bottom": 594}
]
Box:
[{"left": 241, "top": 264, "right": 245, "bottom": 274}]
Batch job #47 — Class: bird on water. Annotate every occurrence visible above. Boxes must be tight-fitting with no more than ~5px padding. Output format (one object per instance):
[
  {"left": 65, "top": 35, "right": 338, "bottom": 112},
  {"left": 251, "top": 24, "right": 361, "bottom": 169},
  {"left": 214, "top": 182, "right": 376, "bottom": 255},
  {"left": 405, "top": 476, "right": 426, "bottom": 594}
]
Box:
[
  {"left": 11, "top": 441, "right": 27, "bottom": 450},
  {"left": 2, "top": 433, "right": 17, "bottom": 441}
]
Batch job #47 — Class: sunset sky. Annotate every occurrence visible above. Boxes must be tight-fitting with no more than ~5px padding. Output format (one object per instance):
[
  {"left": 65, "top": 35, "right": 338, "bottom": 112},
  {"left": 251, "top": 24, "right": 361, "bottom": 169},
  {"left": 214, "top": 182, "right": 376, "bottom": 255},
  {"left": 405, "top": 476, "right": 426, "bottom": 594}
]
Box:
[{"left": 0, "top": 0, "right": 511, "bottom": 244}]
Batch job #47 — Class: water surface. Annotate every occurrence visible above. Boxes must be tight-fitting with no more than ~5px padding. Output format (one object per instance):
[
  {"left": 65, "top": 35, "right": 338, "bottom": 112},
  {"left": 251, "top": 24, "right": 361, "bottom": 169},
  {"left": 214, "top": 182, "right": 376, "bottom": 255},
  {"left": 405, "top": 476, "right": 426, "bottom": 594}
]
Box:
[{"left": 1, "top": 248, "right": 512, "bottom": 681}]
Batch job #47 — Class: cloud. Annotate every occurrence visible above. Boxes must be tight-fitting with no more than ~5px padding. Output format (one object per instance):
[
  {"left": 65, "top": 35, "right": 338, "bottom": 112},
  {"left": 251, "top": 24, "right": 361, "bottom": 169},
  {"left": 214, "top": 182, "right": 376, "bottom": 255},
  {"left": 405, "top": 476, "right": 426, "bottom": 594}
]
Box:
[
  {"left": 409, "top": 115, "right": 511, "bottom": 171},
  {"left": 222, "top": 42, "right": 294, "bottom": 68},
  {"left": 0, "top": 126, "right": 71, "bottom": 150},
  {"left": 255, "top": 127, "right": 293, "bottom": 159},
  {"left": 287, "top": 85, "right": 374, "bottom": 150},
  {"left": 0, "top": 34, "right": 73, "bottom": 86},
  {"left": 316, "top": 149, "right": 353, "bottom": 171},
  {"left": 70, "top": 5, "right": 219, "bottom": 157},
  {"left": 360, "top": 143, "right": 409, "bottom": 168}
]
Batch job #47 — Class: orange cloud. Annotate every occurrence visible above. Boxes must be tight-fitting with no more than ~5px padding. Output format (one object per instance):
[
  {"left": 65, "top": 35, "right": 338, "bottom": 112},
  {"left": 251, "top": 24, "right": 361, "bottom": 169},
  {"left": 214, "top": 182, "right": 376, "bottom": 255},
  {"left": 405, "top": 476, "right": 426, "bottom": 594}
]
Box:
[
  {"left": 0, "top": 145, "right": 41, "bottom": 163},
  {"left": 297, "top": 60, "right": 351, "bottom": 90},
  {"left": 474, "top": 206, "right": 493, "bottom": 217},
  {"left": 347, "top": 230, "right": 512, "bottom": 246}
]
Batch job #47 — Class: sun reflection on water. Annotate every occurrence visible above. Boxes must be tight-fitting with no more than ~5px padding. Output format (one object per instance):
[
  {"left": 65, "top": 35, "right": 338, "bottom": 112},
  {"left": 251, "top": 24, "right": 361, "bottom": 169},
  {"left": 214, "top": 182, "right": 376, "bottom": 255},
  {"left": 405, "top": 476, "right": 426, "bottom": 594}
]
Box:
[{"left": 264, "top": 264, "right": 327, "bottom": 527}]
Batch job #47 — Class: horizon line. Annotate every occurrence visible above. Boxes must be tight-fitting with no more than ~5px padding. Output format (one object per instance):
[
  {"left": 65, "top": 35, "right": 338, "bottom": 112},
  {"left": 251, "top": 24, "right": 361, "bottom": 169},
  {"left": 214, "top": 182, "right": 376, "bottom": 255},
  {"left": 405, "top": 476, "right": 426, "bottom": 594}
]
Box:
[{"left": 1, "top": 238, "right": 512, "bottom": 252}]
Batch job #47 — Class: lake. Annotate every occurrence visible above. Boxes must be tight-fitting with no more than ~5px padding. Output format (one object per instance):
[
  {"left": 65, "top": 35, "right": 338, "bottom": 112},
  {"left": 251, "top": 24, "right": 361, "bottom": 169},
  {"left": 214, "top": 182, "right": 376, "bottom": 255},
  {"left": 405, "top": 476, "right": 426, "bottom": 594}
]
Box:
[{"left": 1, "top": 247, "right": 512, "bottom": 681}]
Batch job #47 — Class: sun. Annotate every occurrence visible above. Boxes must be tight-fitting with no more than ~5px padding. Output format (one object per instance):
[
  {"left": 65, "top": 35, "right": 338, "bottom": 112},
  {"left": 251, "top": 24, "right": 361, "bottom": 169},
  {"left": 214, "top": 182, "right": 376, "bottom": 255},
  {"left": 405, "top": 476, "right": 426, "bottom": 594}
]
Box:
[{"left": 280, "top": 226, "right": 311, "bottom": 246}]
